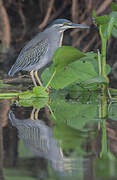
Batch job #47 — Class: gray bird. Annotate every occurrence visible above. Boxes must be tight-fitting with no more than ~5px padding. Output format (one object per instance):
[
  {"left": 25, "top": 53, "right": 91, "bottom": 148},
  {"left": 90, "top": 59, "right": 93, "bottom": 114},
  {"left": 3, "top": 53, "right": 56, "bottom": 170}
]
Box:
[
  {"left": 8, "top": 19, "right": 89, "bottom": 86},
  {"left": 8, "top": 110, "right": 65, "bottom": 174}
]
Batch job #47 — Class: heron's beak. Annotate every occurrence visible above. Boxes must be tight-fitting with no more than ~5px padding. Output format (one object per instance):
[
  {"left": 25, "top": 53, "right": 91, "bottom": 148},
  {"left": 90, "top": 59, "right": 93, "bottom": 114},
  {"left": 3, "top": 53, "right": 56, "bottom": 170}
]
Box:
[{"left": 71, "top": 23, "right": 89, "bottom": 29}]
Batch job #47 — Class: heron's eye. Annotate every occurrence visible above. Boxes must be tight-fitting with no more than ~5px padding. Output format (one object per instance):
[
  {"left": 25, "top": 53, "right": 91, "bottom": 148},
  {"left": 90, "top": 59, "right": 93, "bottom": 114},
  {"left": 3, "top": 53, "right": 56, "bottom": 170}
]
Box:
[{"left": 63, "top": 22, "right": 72, "bottom": 26}]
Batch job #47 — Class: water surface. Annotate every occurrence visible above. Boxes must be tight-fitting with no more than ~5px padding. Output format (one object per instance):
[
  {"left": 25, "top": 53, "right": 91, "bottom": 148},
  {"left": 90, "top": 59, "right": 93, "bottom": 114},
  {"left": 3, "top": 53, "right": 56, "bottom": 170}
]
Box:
[{"left": 0, "top": 95, "right": 117, "bottom": 180}]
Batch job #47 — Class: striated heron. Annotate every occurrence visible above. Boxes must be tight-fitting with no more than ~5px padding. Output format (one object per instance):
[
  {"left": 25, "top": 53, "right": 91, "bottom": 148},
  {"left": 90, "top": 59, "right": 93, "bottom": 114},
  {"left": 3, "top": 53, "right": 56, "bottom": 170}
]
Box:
[{"left": 8, "top": 19, "right": 89, "bottom": 86}]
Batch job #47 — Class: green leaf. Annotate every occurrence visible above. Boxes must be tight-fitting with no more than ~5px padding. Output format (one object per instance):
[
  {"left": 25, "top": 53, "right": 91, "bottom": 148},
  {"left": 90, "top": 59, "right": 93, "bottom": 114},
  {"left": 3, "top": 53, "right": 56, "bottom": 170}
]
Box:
[
  {"left": 50, "top": 98, "right": 99, "bottom": 131},
  {"left": 112, "top": 27, "right": 117, "bottom": 37},
  {"left": 92, "top": 10, "right": 96, "bottom": 18},
  {"left": 84, "top": 76, "right": 107, "bottom": 85},
  {"left": 99, "top": 17, "right": 115, "bottom": 40},
  {"left": 53, "top": 46, "right": 85, "bottom": 70},
  {"left": 108, "top": 103, "right": 117, "bottom": 121},
  {"left": 66, "top": 84, "right": 85, "bottom": 99},
  {"left": 0, "top": 80, "right": 10, "bottom": 89},
  {"left": 53, "top": 120, "right": 96, "bottom": 154},
  {"left": 33, "top": 86, "right": 48, "bottom": 98},
  {"left": 106, "top": 17, "right": 115, "bottom": 39},
  {"left": 42, "top": 60, "right": 98, "bottom": 90},
  {"left": 19, "top": 87, "right": 48, "bottom": 99},
  {"left": 94, "top": 15, "right": 110, "bottom": 25},
  {"left": 106, "top": 64, "right": 111, "bottom": 75},
  {"left": 85, "top": 51, "right": 97, "bottom": 58},
  {"left": 111, "top": 2, "right": 117, "bottom": 11},
  {"left": 109, "top": 11, "right": 117, "bottom": 27},
  {"left": 19, "top": 97, "right": 48, "bottom": 109},
  {"left": 110, "top": 11, "right": 117, "bottom": 18},
  {"left": 19, "top": 98, "right": 35, "bottom": 107},
  {"left": 33, "top": 97, "right": 48, "bottom": 109},
  {"left": 19, "top": 91, "right": 35, "bottom": 99},
  {"left": 94, "top": 12, "right": 116, "bottom": 40},
  {"left": 19, "top": 87, "right": 48, "bottom": 109},
  {"left": 42, "top": 46, "right": 111, "bottom": 91}
]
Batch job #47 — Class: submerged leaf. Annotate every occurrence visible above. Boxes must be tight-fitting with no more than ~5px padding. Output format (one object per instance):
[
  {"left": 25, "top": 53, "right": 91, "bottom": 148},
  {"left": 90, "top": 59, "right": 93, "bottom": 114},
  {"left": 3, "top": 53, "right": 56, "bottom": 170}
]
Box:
[
  {"left": 50, "top": 98, "right": 99, "bottom": 131},
  {"left": 53, "top": 120, "right": 96, "bottom": 153},
  {"left": 19, "top": 86, "right": 48, "bottom": 109}
]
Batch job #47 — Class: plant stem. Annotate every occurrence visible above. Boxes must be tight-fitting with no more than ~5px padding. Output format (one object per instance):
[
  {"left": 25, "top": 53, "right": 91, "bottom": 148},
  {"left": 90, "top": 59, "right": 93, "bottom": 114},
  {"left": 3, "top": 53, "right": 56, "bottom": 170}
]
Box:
[
  {"left": 45, "top": 70, "right": 56, "bottom": 90},
  {"left": 0, "top": 92, "right": 19, "bottom": 97},
  {"left": 101, "top": 39, "right": 107, "bottom": 78},
  {"left": 48, "top": 105, "right": 56, "bottom": 120},
  {"left": 97, "top": 49, "right": 101, "bottom": 76},
  {"left": 99, "top": 26, "right": 109, "bottom": 92},
  {"left": 100, "top": 94, "right": 108, "bottom": 157}
]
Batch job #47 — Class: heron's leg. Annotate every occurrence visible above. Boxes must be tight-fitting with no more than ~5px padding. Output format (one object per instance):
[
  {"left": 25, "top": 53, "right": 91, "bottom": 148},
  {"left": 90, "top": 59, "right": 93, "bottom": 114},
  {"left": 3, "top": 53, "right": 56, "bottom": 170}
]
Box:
[
  {"left": 34, "top": 71, "right": 43, "bottom": 87},
  {"left": 30, "top": 70, "right": 37, "bottom": 86},
  {"left": 30, "top": 108, "right": 36, "bottom": 120},
  {"left": 35, "top": 109, "right": 39, "bottom": 119}
]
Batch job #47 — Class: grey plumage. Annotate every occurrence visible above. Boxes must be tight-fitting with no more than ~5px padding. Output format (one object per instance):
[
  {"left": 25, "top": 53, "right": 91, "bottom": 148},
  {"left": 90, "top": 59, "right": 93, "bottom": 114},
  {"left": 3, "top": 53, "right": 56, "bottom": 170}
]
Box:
[
  {"left": 8, "top": 19, "right": 89, "bottom": 85},
  {"left": 8, "top": 39, "right": 49, "bottom": 76}
]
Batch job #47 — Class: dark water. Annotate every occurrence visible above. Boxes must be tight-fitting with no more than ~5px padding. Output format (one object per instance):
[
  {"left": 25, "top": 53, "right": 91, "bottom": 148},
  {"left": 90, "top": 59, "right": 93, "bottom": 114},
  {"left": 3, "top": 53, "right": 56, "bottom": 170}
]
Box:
[{"left": 0, "top": 96, "right": 117, "bottom": 180}]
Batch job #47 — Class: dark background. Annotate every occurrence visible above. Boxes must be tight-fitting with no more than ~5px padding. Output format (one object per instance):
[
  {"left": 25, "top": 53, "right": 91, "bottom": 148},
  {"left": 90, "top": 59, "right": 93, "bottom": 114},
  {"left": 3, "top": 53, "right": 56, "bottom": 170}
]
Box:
[{"left": 0, "top": 0, "right": 117, "bottom": 86}]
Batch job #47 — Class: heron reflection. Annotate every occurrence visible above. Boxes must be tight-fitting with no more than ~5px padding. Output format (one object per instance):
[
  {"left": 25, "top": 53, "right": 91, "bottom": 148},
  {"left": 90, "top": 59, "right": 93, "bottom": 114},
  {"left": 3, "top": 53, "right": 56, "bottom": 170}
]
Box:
[
  {"left": 8, "top": 109, "right": 89, "bottom": 176},
  {"left": 8, "top": 109, "right": 65, "bottom": 173}
]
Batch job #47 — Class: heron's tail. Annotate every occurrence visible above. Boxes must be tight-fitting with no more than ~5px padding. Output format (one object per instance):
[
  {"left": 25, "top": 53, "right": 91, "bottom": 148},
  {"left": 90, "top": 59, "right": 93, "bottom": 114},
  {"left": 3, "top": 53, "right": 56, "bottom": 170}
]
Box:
[
  {"left": 8, "top": 110, "right": 17, "bottom": 126},
  {"left": 8, "top": 65, "right": 17, "bottom": 76}
]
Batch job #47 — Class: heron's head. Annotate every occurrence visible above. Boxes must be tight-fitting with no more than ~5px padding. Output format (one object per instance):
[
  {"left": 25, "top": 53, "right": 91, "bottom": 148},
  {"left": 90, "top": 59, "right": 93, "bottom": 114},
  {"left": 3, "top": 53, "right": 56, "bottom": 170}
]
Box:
[{"left": 49, "top": 19, "right": 89, "bottom": 32}]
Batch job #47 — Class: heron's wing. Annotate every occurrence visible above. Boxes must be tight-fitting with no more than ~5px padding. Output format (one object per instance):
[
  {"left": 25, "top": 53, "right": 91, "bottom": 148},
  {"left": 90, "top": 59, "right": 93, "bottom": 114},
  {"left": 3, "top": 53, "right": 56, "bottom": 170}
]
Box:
[{"left": 9, "top": 38, "right": 49, "bottom": 74}]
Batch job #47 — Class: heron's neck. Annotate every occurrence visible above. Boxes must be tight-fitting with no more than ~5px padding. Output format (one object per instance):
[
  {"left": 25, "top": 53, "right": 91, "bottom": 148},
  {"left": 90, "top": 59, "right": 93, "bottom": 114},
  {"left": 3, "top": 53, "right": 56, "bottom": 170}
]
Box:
[{"left": 59, "top": 32, "right": 64, "bottom": 47}]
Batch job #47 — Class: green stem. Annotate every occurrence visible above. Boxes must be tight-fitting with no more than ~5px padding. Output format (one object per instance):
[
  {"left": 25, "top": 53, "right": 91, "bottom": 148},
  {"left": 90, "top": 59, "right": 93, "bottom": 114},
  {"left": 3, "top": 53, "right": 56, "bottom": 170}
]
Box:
[
  {"left": 100, "top": 94, "right": 108, "bottom": 158},
  {"left": 97, "top": 49, "right": 101, "bottom": 76},
  {"left": 101, "top": 39, "right": 107, "bottom": 78},
  {"left": 48, "top": 105, "right": 56, "bottom": 120},
  {"left": 100, "top": 119, "right": 108, "bottom": 158},
  {"left": 0, "top": 92, "right": 19, "bottom": 97},
  {"left": 101, "top": 39, "right": 108, "bottom": 91},
  {"left": 45, "top": 70, "right": 56, "bottom": 90},
  {"left": 99, "top": 26, "right": 109, "bottom": 92}
]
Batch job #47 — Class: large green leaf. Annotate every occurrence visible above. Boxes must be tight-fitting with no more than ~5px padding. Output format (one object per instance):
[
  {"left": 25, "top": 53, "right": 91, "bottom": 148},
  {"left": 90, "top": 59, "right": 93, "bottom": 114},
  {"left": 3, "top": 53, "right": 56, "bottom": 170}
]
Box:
[
  {"left": 53, "top": 46, "right": 85, "bottom": 70},
  {"left": 42, "top": 46, "right": 111, "bottom": 90},
  {"left": 42, "top": 59, "right": 98, "bottom": 90}
]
